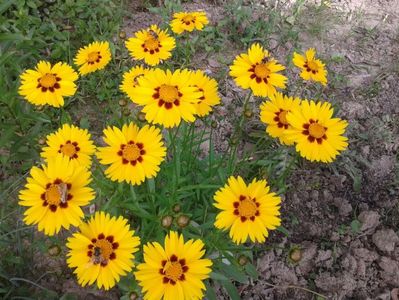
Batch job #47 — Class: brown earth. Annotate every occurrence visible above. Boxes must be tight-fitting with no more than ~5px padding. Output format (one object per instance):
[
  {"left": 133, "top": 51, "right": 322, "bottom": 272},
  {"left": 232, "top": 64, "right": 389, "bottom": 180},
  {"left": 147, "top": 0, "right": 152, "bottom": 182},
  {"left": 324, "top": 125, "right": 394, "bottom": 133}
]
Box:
[{"left": 125, "top": 0, "right": 399, "bottom": 299}]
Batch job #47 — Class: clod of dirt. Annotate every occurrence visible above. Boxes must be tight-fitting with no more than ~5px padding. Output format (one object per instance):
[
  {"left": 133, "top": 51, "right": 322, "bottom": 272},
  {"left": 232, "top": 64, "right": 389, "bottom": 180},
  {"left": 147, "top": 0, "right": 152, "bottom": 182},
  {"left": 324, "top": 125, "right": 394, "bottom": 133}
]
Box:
[
  {"left": 333, "top": 197, "right": 352, "bottom": 217},
  {"left": 378, "top": 256, "right": 399, "bottom": 286},
  {"left": 370, "top": 155, "right": 396, "bottom": 180},
  {"left": 342, "top": 101, "right": 367, "bottom": 119},
  {"left": 353, "top": 248, "right": 379, "bottom": 262},
  {"left": 315, "top": 272, "right": 357, "bottom": 298},
  {"left": 296, "top": 242, "right": 317, "bottom": 275},
  {"left": 372, "top": 229, "right": 399, "bottom": 253},
  {"left": 358, "top": 210, "right": 380, "bottom": 234}
]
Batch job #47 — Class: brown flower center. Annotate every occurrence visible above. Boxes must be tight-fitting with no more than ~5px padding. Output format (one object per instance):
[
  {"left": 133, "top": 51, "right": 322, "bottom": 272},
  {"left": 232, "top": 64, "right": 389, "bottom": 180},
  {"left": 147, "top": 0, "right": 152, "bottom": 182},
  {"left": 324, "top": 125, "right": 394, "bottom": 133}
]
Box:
[
  {"left": 278, "top": 110, "right": 288, "bottom": 125},
  {"left": 88, "top": 51, "right": 100, "bottom": 63},
  {"left": 309, "top": 123, "right": 326, "bottom": 139},
  {"left": 165, "top": 262, "right": 183, "bottom": 282},
  {"left": 41, "top": 180, "right": 72, "bottom": 212},
  {"left": 182, "top": 15, "right": 195, "bottom": 25},
  {"left": 303, "top": 60, "right": 319, "bottom": 74},
  {"left": 144, "top": 37, "right": 160, "bottom": 51},
  {"left": 254, "top": 64, "right": 270, "bottom": 78},
  {"left": 159, "top": 255, "right": 189, "bottom": 285},
  {"left": 233, "top": 195, "right": 260, "bottom": 222},
  {"left": 238, "top": 199, "right": 257, "bottom": 217},
  {"left": 159, "top": 85, "right": 179, "bottom": 103},
  {"left": 45, "top": 185, "right": 62, "bottom": 206},
  {"left": 59, "top": 141, "right": 80, "bottom": 159},
  {"left": 40, "top": 74, "right": 57, "bottom": 88},
  {"left": 122, "top": 144, "right": 140, "bottom": 161},
  {"left": 87, "top": 234, "right": 119, "bottom": 267}
]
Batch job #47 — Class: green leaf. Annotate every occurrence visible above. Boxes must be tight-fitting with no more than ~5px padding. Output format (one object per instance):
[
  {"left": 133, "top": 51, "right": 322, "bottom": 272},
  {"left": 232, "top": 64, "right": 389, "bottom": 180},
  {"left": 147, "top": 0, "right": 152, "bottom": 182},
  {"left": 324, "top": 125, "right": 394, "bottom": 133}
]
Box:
[
  {"left": 245, "top": 263, "right": 259, "bottom": 280},
  {"left": 221, "top": 263, "right": 248, "bottom": 283},
  {"left": 276, "top": 225, "right": 290, "bottom": 237},
  {"left": 221, "top": 280, "right": 240, "bottom": 300},
  {"left": 350, "top": 219, "right": 361, "bottom": 234},
  {"left": 210, "top": 272, "right": 228, "bottom": 281},
  {"left": 205, "top": 282, "right": 217, "bottom": 300}
]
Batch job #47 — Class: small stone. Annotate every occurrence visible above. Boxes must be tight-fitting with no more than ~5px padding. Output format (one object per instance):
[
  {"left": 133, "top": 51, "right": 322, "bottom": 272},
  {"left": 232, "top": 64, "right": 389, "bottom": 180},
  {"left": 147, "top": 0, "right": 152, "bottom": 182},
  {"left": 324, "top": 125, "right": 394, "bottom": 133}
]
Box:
[
  {"left": 372, "top": 229, "right": 399, "bottom": 252},
  {"left": 378, "top": 256, "right": 399, "bottom": 285},
  {"left": 358, "top": 211, "right": 380, "bottom": 234},
  {"left": 352, "top": 248, "right": 378, "bottom": 262}
]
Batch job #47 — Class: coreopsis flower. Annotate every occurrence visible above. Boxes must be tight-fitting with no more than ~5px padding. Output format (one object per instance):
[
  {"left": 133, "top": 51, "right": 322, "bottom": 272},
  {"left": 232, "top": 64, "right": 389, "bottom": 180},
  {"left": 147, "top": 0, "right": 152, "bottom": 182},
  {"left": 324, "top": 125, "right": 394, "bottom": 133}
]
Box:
[
  {"left": 74, "top": 41, "right": 112, "bottom": 75},
  {"left": 293, "top": 48, "right": 327, "bottom": 85},
  {"left": 189, "top": 70, "right": 220, "bottom": 117},
  {"left": 18, "top": 155, "right": 95, "bottom": 236},
  {"left": 40, "top": 124, "right": 96, "bottom": 169},
  {"left": 126, "top": 25, "right": 176, "bottom": 66},
  {"left": 67, "top": 211, "right": 140, "bottom": 290},
  {"left": 96, "top": 123, "right": 166, "bottom": 185},
  {"left": 135, "top": 231, "right": 212, "bottom": 300},
  {"left": 131, "top": 68, "right": 202, "bottom": 128},
  {"left": 286, "top": 100, "right": 348, "bottom": 162},
  {"left": 214, "top": 176, "right": 281, "bottom": 244},
  {"left": 18, "top": 61, "right": 78, "bottom": 107},
  {"left": 170, "top": 11, "right": 209, "bottom": 34},
  {"left": 229, "top": 43, "right": 287, "bottom": 97},
  {"left": 259, "top": 92, "right": 302, "bottom": 145},
  {"left": 120, "top": 65, "right": 148, "bottom": 102}
]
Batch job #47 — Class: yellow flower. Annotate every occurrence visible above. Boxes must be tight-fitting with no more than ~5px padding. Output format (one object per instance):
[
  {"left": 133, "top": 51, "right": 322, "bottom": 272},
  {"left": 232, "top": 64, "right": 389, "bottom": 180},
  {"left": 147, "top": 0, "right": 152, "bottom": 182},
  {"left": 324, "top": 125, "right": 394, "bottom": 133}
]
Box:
[
  {"left": 135, "top": 231, "right": 212, "bottom": 300},
  {"left": 286, "top": 100, "right": 348, "bottom": 162},
  {"left": 214, "top": 176, "right": 281, "bottom": 244},
  {"left": 189, "top": 70, "right": 220, "bottom": 117},
  {"left": 40, "top": 124, "right": 96, "bottom": 169},
  {"left": 293, "top": 48, "right": 327, "bottom": 85},
  {"left": 131, "top": 68, "right": 201, "bottom": 128},
  {"left": 170, "top": 11, "right": 209, "bottom": 34},
  {"left": 18, "top": 61, "right": 78, "bottom": 107},
  {"left": 120, "top": 65, "right": 148, "bottom": 102},
  {"left": 126, "top": 25, "right": 176, "bottom": 66},
  {"left": 259, "top": 92, "right": 302, "bottom": 145},
  {"left": 74, "top": 41, "right": 112, "bottom": 75},
  {"left": 67, "top": 211, "right": 140, "bottom": 290},
  {"left": 96, "top": 123, "right": 166, "bottom": 185},
  {"left": 18, "top": 155, "right": 95, "bottom": 236},
  {"left": 229, "top": 43, "right": 287, "bottom": 97}
]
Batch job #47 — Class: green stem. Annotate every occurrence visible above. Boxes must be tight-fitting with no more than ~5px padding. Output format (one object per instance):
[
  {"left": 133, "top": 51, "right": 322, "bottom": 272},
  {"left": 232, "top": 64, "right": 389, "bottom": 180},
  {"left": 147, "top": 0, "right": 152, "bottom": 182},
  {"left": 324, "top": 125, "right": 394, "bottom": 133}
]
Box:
[{"left": 227, "top": 90, "right": 252, "bottom": 174}]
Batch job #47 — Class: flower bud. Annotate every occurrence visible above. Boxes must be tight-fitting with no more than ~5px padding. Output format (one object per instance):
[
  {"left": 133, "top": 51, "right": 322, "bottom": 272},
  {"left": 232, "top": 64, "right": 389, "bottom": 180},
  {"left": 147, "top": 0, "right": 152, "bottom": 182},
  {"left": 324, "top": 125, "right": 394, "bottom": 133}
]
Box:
[
  {"left": 211, "top": 121, "right": 218, "bottom": 128},
  {"left": 172, "top": 204, "right": 181, "bottom": 213},
  {"left": 161, "top": 216, "right": 173, "bottom": 228},
  {"left": 244, "top": 109, "right": 253, "bottom": 118},
  {"left": 122, "top": 107, "right": 131, "bottom": 116},
  {"left": 137, "top": 112, "right": 146, "bottom": 122},
  {"left": 129, "top": 292, "right": 138, "bottom": 300},
  {"left": 238, "top": 255, "right": 248, "bottom": 266},
  {"left": 48, "top": 245, "right": 61, "bottom": 256},
  {"left": 119, "top": 30, "right": 127, "bottom": 39},
  {"left": 289, "top": 247, "right": 302, "bottom": 263},
  {"left": 38, "top": 138, "right": 46, "bottom": 145},
  {"left": 118, "top": 99, "right": 128, "bottom": 106},
  {"left": 176, "top": 215, "right": 190, "bottom": 228}
]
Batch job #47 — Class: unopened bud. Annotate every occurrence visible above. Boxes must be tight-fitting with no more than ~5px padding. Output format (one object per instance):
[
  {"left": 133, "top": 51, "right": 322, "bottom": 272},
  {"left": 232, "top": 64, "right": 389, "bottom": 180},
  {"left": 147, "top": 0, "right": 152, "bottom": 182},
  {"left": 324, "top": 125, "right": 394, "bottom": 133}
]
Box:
[
  {"left": 118, "top": 99, "right": 127, "bottom": 106},
  {"left": 38, "top": 138, "right": 46, "bottom": 145},
  {"left": 172, "top": 204, "right": 181, "bottom": 213},
  {"left": 48, "top": 245, "right": 61, "bottom": 256},
  {"left": 123, "top": 107, "right": 131, "bottom": 116},
  {"left": 119, "top": 31, "right": 127, "bottom": 39},
  {"left": 238, "top": 255, "right": 248, "bottom": 266},
  {"left": 244, "top": 109, "right": 253, "bottom": 118},
  {"left": 36, "top": 105, "right": 44, "bottom": 111},
  {"left": 137, "top": 112, "right": 146, "bottom": 122},
  {"left": 161, "top": 215, "right": 173, "bottom": 228},
  {"left": 176, "top": 215, "right": 190, "bottom": 228},
  {"left": 211, "top": 121, "right": 217, "bottom": 128},
  {"left": 289, "top": 247, "right": 302, "bottom": 263},
  {"left": 129, "top": 292, "right": 138, "bottom": 300}
]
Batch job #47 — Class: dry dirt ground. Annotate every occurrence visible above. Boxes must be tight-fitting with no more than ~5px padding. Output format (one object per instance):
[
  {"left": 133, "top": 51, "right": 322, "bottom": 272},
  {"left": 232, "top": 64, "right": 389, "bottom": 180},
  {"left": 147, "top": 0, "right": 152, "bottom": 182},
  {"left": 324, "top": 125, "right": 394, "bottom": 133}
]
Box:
[
  {"left": 124, "top": 0, "right": 399, "bottom": 299},
  {"left": 29, "top": 0, "right": 398, "bottom": 299}
]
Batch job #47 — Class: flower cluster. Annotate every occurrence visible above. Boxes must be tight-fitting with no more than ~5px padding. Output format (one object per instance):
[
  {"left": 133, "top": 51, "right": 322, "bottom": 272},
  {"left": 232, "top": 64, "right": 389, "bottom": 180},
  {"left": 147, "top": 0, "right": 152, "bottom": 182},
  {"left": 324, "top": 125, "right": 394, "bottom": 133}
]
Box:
[
  {"left": 17, "top": 6, "right": 349, "bottom": 299},
  {"left": 230, "top": 43, "right": 348, "bottom": 162}
]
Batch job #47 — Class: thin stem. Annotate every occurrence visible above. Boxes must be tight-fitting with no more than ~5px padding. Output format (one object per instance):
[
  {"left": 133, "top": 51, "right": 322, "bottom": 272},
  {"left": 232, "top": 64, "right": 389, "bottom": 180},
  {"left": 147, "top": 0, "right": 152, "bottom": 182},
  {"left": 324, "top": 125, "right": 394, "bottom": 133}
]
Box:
[
  {"left": 227, "top": 90, "right": 252, "bottom": 174},
  {"left": 263, "top": 282, "right": 327, "bottom": 299}
]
